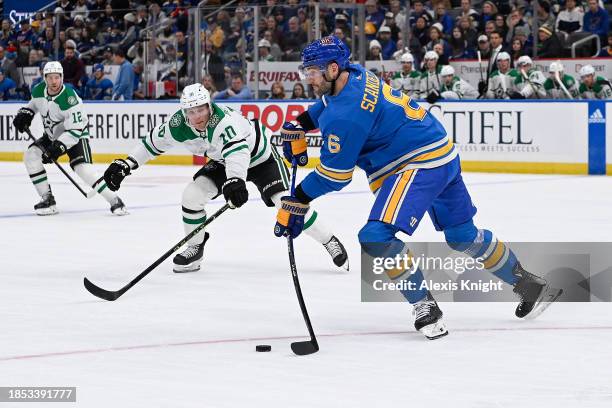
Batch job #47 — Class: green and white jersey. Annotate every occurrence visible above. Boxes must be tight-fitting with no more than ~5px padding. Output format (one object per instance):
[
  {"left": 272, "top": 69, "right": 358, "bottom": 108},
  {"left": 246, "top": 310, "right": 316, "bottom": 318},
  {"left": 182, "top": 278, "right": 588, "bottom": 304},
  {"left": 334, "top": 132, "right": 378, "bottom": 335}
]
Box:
[
  {"left": 486, "top": 69, "right": 519, "bottom": 99},
  {"left": 390, "top": 70, "right": 421, "bottom": 97},
  {"left": 512, "top": 68, "right": 546, "bottom": 99},
  {"left": 26, "top": 82, "right": 89, "bottom": 149},
  {"left": 129, "top": 103, "right": 272, "bottom": 180},
  {"left": 578, "top": 77, "right": 612, "bottom": 100},
  {"left": 439, "top": 76, "right": 479, "bottom": 99},
  {"left": 543, "top": 74, "right": 580, "bottom": 99},
  {"left": 418, "top": 66, "right": 443, "bottom": 98}
]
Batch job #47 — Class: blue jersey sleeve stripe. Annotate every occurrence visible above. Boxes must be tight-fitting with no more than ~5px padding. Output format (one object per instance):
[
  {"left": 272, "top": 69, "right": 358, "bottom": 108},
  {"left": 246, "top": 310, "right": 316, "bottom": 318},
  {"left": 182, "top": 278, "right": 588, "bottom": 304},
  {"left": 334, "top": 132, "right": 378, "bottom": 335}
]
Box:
[
  {"left": 315, "top": 165, "right": 353, "bottom": 182},
  {"left": 319, "top": 162, "right": 355, "bottom": 174}
]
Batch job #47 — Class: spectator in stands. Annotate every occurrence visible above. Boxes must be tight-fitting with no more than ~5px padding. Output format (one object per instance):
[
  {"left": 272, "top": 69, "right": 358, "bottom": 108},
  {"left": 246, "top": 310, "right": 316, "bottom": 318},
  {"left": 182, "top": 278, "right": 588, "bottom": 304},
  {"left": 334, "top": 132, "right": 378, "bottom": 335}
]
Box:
[
  {"left": 214, "top": 74, "right": 252, "bottom": 100},
  {"left": 98, "top": 4, "right": 117, "bottom": 31},
  {"left": 135, "top": 5, "right": 148, "bottom": 30},
  {"left": 0, "top": 20, "right": 13, "bottom": 47},
  {"left": 119, "top": 13, "right": 140, "bottom": 51},
  {"left": 112, "top": 47, "right": 134, "bottom": 100},
  {"left": 458, "top": 16, "right": 478, "bottom": 48},
  {"left": 426, "top": 23, "right": 449, "bottom": 54},
  {"left": 27, "top": 49, "right": 41, "bottom": 67},
  {"left": 61, "top": 40, "right": 85, "bottom": 90},
  {"left": 433, "top": 42, "right": 450, "bottom": 65},
  {"left": 175, "top": 31, "right": 189, "bottom": 76},
  {"left": 478, "top": 1, "right": 498, "bottom": 32},
  {"left": 0, "top": 45, "right": 21, "bottom": 87},
  {"left": 388, "top": 0, "right": 406, "bottom": 29},
  {"left": 15, "top": 20, "right": 35, "bottom": 49},
  {"left": 280, "top": 16, "right": 306, "bottom": 61},
  {"left": 494, "top": 13, "right": 509, "bottom": 40},
  {"left": 484, "top": 20, "right": 496, "bottom": 37},
  {"left": 148, "top": 3, "right": 167, "bottom": 28},
  {"left": 537, "top": 24, "right": 563, "bottom": 58},
  {"left": 449, "top": 26, "right": 476, "bottom": 60},
  {"left": 505, "top": 7, "right": 531, "bottom": 47},
  {"left": 201, "top": 40, "right": 225, "bottom": 91},
  {"left": 30, "top": 63, "right": 44, "bottom": 90},
  {"left": 536, "top": 1, "right": 556, "bottom": 30},
  {"left": 457, "top": 0, "right": 480, "bottom": 30},
  {"left": 513, "top": 26, "right": 532, "bottom": 55},
  {"left": 510, "top": 37, "right": 529, "bottom": 64},
  {"left": 409, "top": 0, "right": 432, "bottom": 28},
  {"left": 0, "top": 67, "right": 16, "bottom": 100},
  {"left": 434, "top": 3, "right": 453, "bottom": 35},
  {"left": 100, "top": 46, "right": 114, "bottom": 65},
  {"left": 382, "top": 12, "right": 400, "bottom": 42},
  {"left": 36, "top": 27, "right": 56, "bottom": 57},
  {"left": 583, "top": 0, "right": 610, "bottom": 42},
  {"left": 84, "top": 63, "right": 113, "bottom": 100},
  {"left": 72, "top": 0, "right": 89, "bottom": 20},
  {"left": 58, "top": 0, "right": 74, "bottom": 14},
  {"left": 264, "top": 15, "right": 283, "bottom": 47},
  {"left": 556, "top": 0, "right": 584, "bottom": 35},
  {"left": 367, "top": 39, "right": 383, "bottom": 60},
  {"left": 377, "top": 26, "right": 397, "bottom": 60},
  {"left": 201, "top": 74, "right": 217, "bottom": 96},
  {"left": 413, "top": 16, "right": 431, "bottom": 48},
  {"left": 291, "top": 82, "right": 307, "bottom": 100},
  {"left": 258, "top": 39, "right": 275, "bottom": 61},
  {"left": 365, "top": 0, "right": 386, "bottom": 30},
  {"left": 597, "top": 33, "right": 612, "bottom": 57},
  {"left": 268, "top": 81, "right": 285, "bottom": 99}
]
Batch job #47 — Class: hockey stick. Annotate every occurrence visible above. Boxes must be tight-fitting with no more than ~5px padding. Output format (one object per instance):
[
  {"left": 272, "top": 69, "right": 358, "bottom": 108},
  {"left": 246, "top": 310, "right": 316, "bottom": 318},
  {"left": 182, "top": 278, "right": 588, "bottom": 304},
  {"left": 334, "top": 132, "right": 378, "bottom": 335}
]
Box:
[
  {"left": 83, "top": 203, "right": 231, "bottom": 301},
  {"left": 554, "top": 71, "right": 573, "bottom": 99},
  {"left": 286, "top": 159, "right": 319, "bottom": 355},
  {"left": 477, "top": 51, "right": 485, "bottom": 99},
  {"left": 24, "top": 128, "right": 98, "bottom": 198}
]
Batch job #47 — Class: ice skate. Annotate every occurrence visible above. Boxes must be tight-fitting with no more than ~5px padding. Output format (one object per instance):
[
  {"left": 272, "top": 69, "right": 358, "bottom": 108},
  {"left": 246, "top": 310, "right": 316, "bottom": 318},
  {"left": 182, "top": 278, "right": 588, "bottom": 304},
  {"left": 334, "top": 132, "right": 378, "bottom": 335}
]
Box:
[
  {"left": 110, "top": 197, "right": 129, "bottom": 216},
  {"left": 173, "top": 232, "right": 210, "bottom": 273},
  {"left": 323, "top": 235, "right": 349, "bottom": 271},
  {"left": 413, "top": 294, "right": 448, "bottom": 340},
  {"left": 513, "top": 263, "right": 563, "bottom": 319},
  {"left": 34, "top": 193, "right": 58, "bottom": 216}
]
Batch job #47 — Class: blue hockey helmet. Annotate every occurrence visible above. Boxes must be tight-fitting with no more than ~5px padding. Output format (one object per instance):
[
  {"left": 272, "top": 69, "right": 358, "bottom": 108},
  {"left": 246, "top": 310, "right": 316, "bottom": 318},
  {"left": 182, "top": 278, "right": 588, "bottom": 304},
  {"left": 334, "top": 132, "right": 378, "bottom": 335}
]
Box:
[{"left": 300, "top": 36, "right": 351, "bottom": 73}]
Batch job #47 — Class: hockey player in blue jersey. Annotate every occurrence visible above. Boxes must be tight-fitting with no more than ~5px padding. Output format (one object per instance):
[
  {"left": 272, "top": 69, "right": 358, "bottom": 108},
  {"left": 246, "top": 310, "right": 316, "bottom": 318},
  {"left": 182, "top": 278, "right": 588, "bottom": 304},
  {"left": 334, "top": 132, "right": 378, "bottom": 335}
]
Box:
[{"left": 273, "top": 36, "right": 562, "bottom": 340}]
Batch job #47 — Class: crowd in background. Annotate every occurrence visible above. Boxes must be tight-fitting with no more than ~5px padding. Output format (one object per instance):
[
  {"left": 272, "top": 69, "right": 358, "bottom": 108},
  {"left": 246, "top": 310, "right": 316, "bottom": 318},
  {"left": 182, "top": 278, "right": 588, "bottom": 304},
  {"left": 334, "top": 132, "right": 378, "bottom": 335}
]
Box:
[{"left": 0, "top": 0, "right": 610, "bottom": 101}]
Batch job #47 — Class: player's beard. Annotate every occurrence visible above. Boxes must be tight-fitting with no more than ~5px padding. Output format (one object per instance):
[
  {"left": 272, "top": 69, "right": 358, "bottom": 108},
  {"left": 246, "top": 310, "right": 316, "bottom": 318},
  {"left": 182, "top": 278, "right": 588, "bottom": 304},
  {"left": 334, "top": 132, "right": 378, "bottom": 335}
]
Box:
[{"left": 313, "top": 78, "right": 333, "bottom": 97}]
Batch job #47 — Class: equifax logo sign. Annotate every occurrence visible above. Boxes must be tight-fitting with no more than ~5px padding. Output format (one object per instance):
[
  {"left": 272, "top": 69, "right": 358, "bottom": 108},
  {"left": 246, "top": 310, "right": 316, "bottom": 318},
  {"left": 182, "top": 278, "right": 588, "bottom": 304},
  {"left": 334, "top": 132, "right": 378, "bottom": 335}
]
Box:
[{"left": 589, "top": 109, "right": 605, "bottom": 124}]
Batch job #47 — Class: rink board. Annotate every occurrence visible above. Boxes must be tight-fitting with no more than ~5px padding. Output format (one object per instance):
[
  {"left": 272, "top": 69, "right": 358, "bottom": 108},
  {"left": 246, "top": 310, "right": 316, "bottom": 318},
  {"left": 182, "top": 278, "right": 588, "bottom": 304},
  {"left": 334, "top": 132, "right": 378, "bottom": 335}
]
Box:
[{"left": 0, "top": 100, "right": 606, "bottom": 175}]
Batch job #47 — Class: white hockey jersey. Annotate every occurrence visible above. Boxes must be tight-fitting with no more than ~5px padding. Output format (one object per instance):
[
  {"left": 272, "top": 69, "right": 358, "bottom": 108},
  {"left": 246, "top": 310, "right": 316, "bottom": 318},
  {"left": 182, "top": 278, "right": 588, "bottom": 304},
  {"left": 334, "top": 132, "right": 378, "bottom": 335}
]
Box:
[
  {"left": 26, "top": 82, "right": 89, "bottom": 149},
  {"left": 440, "top": 76, "right": 479, "bottom": 99},
  {"left": 486, "top": 69, "right": 518, "bottom": 99},
  {"left": 128, "top": 103, "right": 272, "bottom": 180},
  {"left": 513, "top": 68, "right": 547, "bottom": 99}
]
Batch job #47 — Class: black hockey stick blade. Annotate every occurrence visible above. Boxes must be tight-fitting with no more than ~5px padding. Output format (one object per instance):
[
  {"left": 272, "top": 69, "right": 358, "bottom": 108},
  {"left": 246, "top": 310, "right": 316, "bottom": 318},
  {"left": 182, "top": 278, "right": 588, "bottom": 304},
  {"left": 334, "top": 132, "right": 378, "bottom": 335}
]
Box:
[
  {"left": 83, "top": 204, "right": 231, "bottom": 301},
  {"left": 291, "top": 339, "right": 319, "bottom": 356},
  {"left": 83, "top": 277, "right": 124, "bottom": 301}
]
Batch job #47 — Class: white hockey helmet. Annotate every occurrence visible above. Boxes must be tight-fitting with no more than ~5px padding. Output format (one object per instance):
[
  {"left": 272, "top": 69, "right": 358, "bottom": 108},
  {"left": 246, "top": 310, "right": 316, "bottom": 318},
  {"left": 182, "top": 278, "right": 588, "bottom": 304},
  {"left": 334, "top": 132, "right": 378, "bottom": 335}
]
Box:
[
  {"left": 548, "top": 61, "right": 564, "bottom": 74},
  {"left": 424, "top": 50, "right": 439, "bottom": 60},
  {"left": 43, "top": 61, "right": 63, "bottom": 77},
  {"left": 496, "top": 52, "right": 511, "bottom": 61},
  {"left": 180, "top": 83, "right": 211, "bottom": 110},
  {"left": 440, "top": 65, "right": 455, "bottom": 77},
  {"left": 516, "top": 55, "right": 533, "bottom": 67},
  {"left": 579, "top": 64, "right": 595, "bottom": 78},
  {"left": 399, "top": 52, "right": 414, "bottom": 63}
]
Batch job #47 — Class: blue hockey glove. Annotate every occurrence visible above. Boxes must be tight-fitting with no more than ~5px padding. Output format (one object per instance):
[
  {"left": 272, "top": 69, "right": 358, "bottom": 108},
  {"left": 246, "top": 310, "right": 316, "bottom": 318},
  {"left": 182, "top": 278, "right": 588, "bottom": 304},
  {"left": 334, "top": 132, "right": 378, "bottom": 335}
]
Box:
[
  {"left": 280, "top": 121, "right": 308, "bottom": 166},
  {"left": 274, "top": 196, "right": 309, "bottom": 238}
]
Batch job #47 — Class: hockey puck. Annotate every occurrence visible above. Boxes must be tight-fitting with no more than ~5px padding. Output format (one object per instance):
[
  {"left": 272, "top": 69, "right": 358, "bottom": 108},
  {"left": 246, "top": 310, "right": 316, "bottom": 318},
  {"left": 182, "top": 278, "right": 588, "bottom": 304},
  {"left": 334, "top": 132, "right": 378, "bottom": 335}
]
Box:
[{"left": 256, "top": 345, "right": 271, "bottom": 352}]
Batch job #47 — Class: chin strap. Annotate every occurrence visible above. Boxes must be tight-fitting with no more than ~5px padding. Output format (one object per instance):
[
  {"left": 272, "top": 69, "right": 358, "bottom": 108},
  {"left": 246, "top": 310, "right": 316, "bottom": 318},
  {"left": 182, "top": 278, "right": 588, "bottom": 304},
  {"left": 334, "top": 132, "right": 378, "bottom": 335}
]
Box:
[{"left": 323, "top": 68, "right": 345, "bottom": 96}]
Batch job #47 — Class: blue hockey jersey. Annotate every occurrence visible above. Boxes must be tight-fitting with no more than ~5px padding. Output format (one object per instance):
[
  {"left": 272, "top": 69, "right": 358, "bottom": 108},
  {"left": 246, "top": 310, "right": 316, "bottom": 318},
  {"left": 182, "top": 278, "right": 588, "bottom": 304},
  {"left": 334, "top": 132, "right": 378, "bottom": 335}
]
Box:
[{"left": 301, "top": 64, "right": 457, "bottom": 199}]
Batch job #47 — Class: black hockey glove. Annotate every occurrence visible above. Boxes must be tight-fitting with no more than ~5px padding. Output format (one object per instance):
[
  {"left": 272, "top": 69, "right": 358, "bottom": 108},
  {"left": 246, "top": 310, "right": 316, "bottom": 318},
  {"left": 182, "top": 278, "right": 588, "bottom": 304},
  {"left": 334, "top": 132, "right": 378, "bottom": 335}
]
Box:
[
  {"left": 41, "top": 140, "right": 67, "bottom": 163},
  {"left": 104, "top": 159, "right": 131, "bottom": 191},
  {"left": 426, "top": 90, "right": 440, "bottom": 104},
  {"left": 478, "top": 80, "right": 487, "bottom": 96},
  {"left": 13, "top": 107, "right": 35, "bottom": 132},
  {"left": 222, "top": 177, "right": 248, "bottom": 209},
  {"left": 509, "top": 91, "right": 525, "bottom": 99}
]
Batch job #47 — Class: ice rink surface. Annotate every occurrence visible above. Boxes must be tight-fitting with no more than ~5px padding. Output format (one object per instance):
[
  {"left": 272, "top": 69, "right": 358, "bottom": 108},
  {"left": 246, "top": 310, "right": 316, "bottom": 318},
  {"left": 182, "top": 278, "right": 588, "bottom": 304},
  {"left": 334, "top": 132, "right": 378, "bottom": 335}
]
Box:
[{"left": 1, "top": 161, "right": 612, "bottom": 408}]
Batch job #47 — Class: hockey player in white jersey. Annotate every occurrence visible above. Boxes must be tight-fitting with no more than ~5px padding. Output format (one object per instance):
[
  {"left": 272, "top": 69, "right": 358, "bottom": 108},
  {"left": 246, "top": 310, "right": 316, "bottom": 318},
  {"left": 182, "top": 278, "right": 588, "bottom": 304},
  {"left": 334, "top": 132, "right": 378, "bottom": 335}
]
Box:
[
  {"left": 102, "top": 84, "right": 349, "bottom": 273},
  {"left": 12, "top": 61, "right": 127, "bottom": 216},
  {"left": 435, "top": 65, "right": 479, "bottom": 100},
  {"left": 578, "top": 65, "right": 612, "bottom": 100},
  {"left": 419, "top": 51, "right": 443, "bottom": 102},
  {"left": 485, "top": 52, "right": 516, "bottom": 99},
  {"left": 390, "top": 53, "right": 420, "bottom": 97},
  {"left": 508, "top": 56, "right": 547, "bottom": 99},
  {"left": 544, "top": 61, "right": 579, "bottom": 99}
]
